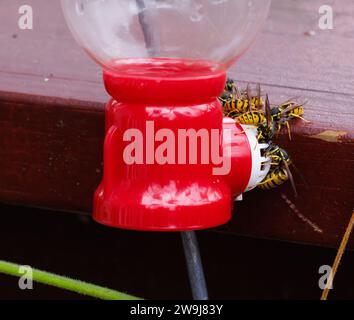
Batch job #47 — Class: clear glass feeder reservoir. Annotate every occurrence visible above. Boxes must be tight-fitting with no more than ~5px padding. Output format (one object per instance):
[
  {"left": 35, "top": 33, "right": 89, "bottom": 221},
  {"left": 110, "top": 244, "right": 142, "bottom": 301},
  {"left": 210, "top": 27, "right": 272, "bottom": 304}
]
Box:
[{"left": 61, "top": 0, "right": 271, "bottom": 79}]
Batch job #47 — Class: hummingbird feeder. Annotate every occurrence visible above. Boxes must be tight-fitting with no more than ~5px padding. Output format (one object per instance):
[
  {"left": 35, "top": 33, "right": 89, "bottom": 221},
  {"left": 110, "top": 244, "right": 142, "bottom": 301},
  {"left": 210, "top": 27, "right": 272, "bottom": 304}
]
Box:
[{"left": 61, "top": 0, "right": 271, "bottom": 299}]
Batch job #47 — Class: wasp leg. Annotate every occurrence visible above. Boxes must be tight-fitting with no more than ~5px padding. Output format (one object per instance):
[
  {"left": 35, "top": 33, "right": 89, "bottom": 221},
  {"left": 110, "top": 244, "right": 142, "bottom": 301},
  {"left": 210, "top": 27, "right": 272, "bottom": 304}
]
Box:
[
  {"left": 285, "top": 121, "right": 292, "bottom": 141},
  {"left": 289, "top": 113, "right": 310, "bottom": 123},
  {"left": 254, "top": 133, "right": 262, "bottom": 151},
  {"left": 274, "top": 123, "right": 281, "bottom": 138}
]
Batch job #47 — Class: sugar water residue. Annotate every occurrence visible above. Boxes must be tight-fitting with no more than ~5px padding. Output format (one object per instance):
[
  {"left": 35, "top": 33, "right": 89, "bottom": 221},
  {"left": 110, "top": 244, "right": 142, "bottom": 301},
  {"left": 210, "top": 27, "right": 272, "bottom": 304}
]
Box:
[{"left": 107, "top": 58, "right": 223, "bottom": 79}]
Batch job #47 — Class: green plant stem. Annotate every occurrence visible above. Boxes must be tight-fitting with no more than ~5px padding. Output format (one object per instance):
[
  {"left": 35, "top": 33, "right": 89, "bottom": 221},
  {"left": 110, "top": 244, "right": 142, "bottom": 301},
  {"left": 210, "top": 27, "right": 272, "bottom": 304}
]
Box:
[{"left": 0, "top": 260, "right": 142, "bottom": 300}]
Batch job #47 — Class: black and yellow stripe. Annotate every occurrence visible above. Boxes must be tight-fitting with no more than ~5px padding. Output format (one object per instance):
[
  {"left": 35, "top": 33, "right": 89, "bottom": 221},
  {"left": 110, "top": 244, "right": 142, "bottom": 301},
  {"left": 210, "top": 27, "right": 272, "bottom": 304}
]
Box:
[
  {"left": 236, "top": 111, "right": 265, "bottom": 125},
  {"left": 288, "top": 106, "right": 304, "bottom": 117},
  {"left": 265, "top": 145, "right": 291, "bottom": 170},
  {"left": 258, "top": 169, "right": 289, "bottom": 190},
  {"left": 221, "top": 98, "right": 251, "bottom": 115}
]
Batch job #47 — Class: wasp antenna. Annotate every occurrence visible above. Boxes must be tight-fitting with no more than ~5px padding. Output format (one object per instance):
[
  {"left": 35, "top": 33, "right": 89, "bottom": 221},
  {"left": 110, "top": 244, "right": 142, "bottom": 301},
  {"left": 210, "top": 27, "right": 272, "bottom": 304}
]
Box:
[
  {"left": 301, "top": 100, "right": 309, "bottom": 107},
  {"left": 286, "top": 121, "right": 292, "bottom": 141},
  {"left": 286, "top": 96, "right": 301, "bottom": 102}
]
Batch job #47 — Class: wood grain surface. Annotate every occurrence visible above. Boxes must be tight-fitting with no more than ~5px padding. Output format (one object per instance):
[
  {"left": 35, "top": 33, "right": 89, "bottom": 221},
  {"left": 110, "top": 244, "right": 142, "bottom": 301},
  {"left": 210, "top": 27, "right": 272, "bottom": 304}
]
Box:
[{"left": 0, "top": 0, "right": 353, "bottom": 248}]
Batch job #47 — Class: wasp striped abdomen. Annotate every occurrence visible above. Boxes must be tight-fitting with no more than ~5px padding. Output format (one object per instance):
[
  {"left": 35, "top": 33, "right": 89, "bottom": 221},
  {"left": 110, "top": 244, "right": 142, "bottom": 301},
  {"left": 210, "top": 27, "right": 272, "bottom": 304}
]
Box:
[
  {"left": 258, "top": 169, "right": 289, "bottom": 190},
  {"left": 237, "top": 111, "right": 265, "bottom": 125},
  {"left": 220, "top": 98, "right": 252, "bottom": 116}
]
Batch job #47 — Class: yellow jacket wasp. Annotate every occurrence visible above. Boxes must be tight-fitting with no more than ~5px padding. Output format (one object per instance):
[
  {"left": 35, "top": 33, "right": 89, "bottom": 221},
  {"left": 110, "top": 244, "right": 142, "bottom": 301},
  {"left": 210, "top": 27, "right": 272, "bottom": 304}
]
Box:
[
  {"left": 258, "top": 143, "right": 298, "bottom": 197},
  {"left": 220, "top": 81, "right": 264, "bottom": 117},
  {"left": 220, "top": 79, "right": 307, "bottom": 196}
]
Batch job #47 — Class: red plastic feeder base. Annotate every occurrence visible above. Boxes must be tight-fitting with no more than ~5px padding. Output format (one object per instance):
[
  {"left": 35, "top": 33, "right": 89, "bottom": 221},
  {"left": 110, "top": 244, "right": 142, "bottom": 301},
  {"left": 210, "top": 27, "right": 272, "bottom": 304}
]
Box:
[{"left": 93, "top": 62, "right": 252, "bottom": 231}]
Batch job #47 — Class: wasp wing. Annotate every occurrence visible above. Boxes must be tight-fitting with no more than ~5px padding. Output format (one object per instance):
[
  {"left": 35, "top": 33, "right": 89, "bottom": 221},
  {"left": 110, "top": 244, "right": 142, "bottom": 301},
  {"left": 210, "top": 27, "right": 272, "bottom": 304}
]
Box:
[{"left": 284, "top": 161, "right": 298, "bottom": 197}]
